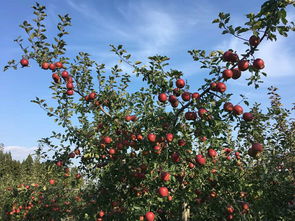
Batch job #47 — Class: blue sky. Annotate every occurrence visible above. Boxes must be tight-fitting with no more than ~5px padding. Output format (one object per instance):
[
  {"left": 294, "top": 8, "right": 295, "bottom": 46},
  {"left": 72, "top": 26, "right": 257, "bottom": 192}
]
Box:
[{"left": 1, "top": 0, "right": 294, "bottom": 161}]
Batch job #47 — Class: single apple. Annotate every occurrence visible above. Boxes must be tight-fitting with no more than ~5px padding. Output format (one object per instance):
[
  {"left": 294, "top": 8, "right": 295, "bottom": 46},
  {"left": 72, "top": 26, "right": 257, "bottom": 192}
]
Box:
[
  {"left": 223, "top": 102, "right": 234, "bottom": 112},
  {"left": 158, "top": 93, "right": 167, "bottom": 102},
  {"left": 238, "top": 60, "right": 249, "bottom": 71},
  {"left": 249, "top": 35, "right": 260, "bottom": 47},
  {"left": 233, "top": 105, "right": 243, "bottom": 115},
  {"left": 223, "top": 69, "right": 233, "bottom": 79},
  {"left": 176, "top": 79, "right": 185, "bottom": 88},
  {"left": 253, "top": 58, "right": 265, "bottom": 69},
  {"left": 20, "top": 58, "right": 29, "bottom": 67}
]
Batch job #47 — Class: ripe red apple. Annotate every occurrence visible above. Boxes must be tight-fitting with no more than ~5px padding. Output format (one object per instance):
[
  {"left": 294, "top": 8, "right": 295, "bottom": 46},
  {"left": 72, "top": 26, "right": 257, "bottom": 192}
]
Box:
[
  {"left": 49, "top": 179, "right": 55, "bottom": 185},
  {"left": 252, "top": 143, "right": 263, "bottom": 152},
  {"left": 242, "top": 202, "right": 249, "bottom": 211},
  {"left": 223, "top": 69, "right": 233, "bottom": 79},
  {"left": 109, "top": 148, "right": 116, "bottom": 155},
  {"left": 171, "top": 152, "right": 180, "bottom": 163},
  {"left": 66, "top": 82, "right": 74, "bottom": 90},
  {"left": 147, "top": 134, "right": 156, "bottom": 142},
  {"left": 52, "top": 73, "right": 60, "bottom": 83},
  {"left": 249, "top": 35, "right": 260, "bottom": 47},
  {"left": 158, "top": 93, "right": 167, "bottom": 102},
  {"left": 20, "top": 58, "right": 29, "bottom": 67},
  {"left": 69, "top": 152, "right": 75, "bottom": 158},
  {"left": 49, "top": 63, "right": 56, "bottom": 71},
  {"left": 173, "top": 88, "right": 181, "bottom": 96},
  {"left": 145, "top": 212, "right": 155, "bottom": 221},
  {"left": 161, "top": 172, "right": 171, "bottom": 182},
  {"left": 230, "top": 53, "right": 239, "bottom": 62},
  {"left": 210, "top": 82, "right": 217, "bottom": 91},
  {"left": 61, "top": 71, "right": 69, "bottom": 79},
  {"left": 55, "top": 62, "right": 63, "bottom": 69},
  {"left": 67, "top": 76, "right": 73, "bottom": 83},
  {"left": 158, "top": 187, "right": 169, "bottom": 197},
  {"left": 232, "top": 68, "right": 241, "bottom": 79},
  {"left": 238, "top": 60, "right": 249, "bottom": 71},
  {"left": 223, "top": 102, "right": 234, "bottom": 112},
  {"left": 41, "top": 62, "right": 49, "bottom": 70},
  {"left": 66, "top": 90, "right": 74, "bottom": 95},
  {"left": 89, "top": 92, "right": 96, "bottom": 100},
  {"left": 185, "top": 111, "right": 197, "bottom": 120},
  {"left": 223, "top": 50, "right": 233, "bottom": 62},
  {"left": 75, "top": 174, "right": 81, "bottom": 179},
  {"left": 181, "top": 92, "right": 191, "bottom": 101},
  {"left": 176, "top": 79, "right": 185, "bottom": 88},
  {"left": 192, "top": 92, "right": 200, "bottom": 99},
  {"left": 253, "top": 58, "right": 265, "bottom": 69},
  {"left": 233, "top": 105, "right": 243, "bottom": 115},
  {"left": 99, "top": 210, "right": 105, "bottom": 217},
  {"left": 168, "top": 95, "right": 178, "bottom": 103},
  {"left": 226, "top": 205, "right": 234, "bottom": 213},
  {"left": 178, "top": 139, "right": 186, "bottom": 146},
  {"left": 208, "top": 149, "right": 217, "bottom": 158},
  {"left": 243, "top": 112, "right": 254, "bottom": 121},
  {"left": 103, "top": 136, "right": 112, "bottom": 144},
  {"left": 198, "top": 108, "right": 208, "bottom": 119},
  {"left": 216, "top": 82, "right": 226, "bottom": 93},
  {"left": 195, "top": 154, "right": 206, "bottom": 165},
  {"left": 56, "top": 161, "right": 63, "bottom": 167},
  {"left": 166, "top": 133, "right": 174, "bottom": 142},
  {"left": 171, "top": 100, "right": 179, "bottom": 107}
]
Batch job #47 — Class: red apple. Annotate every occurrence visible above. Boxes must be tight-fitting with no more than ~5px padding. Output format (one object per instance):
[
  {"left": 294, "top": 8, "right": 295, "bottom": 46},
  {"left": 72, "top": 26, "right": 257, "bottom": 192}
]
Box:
[
  {"left": 158, "top": 93, "right": 167, "bottom": 102},
  {"left": 238, "top": 60, "right": 249, "bottom": 71},
  {"left": 185, "top": 111, "right": 197, "bottom": 120},
  {"left": 75, "top": 174, "right": 81, "bottom": 179},
  {"left": 181, "top": 92, "right": 191, "bottom": 101},
  {"left": 223, "top": 69, "right": 233, "bottom": 79},
  {"left": 171, "top": 100, "right": 179, "bottom": 107},
  {"left": 166, "top": 133, "right": 174, "bottom": 142},
  {"left": 52, "top": 73, "right": 60, "bottom": 83},
  {"left": 161, "top": 172, "right": 171, "bottom": 182},
  {"left": 147, "top": 134, "right": 156, "bottom": 142},
  {"left": 171, "top": 152, "right": 180, "bottom": 163},
  {"left": 198, "top": 108, "right": 208, "bottom": 119},
  {"left": 55, "top": 62, "right": 63, "bottom": 69},
  {"left": 49, "top": 179, "right": 55, "bottom": 185},
  {"left": 49, "top": 63, "right": 56, "bottom": 71},
  {"left": 145, "top": 212, "right": 155, "bottom": 221},
  {"left": 69, "top": 152, "right": 75, "bottom": 158},
  {"left": 223, "top": 102, "right": 234, "bottom": 112},
  {"left": 61, "top": 71, "right": 69, "bottom": 79},
  {"left": 178, "top": 139, "right": 186, "bottom": 147},
  {"left": 232, "top": 68, "right": 241, "bottom": 79},
  {"left": 20, "top": 58, "right": 29, "bottom": 67},
  {"left": 56, "top": 161, "right": 63, "bottom": 167},
  {"left": 252, "top": 143, "right": 263, "bottom": 152},
  {"left": 67, "top": 90, "right": 74, "bottom": 95},
  {"left": 210, "top": 82, "right": 217, "bottom": 91},
  {"left": 41, "top": 62, "right": 49, "bottom": 70},
  {"left": 158, "top": 187, "right": 169, "bottom": 197},
  {"left": 99, "top": 210, "right": 105, "bottom": 217},
  {"left": 89, "top": 92, "right": 96, "bottom": 100},
  {"left": 208, "top": 149, "right": 217, "bottom": 158},
  {"left": 249, "top": 35, "right": 260, "bottom": 47},
  {"left": 230, "top": 53, "right": 239, "bottom": 62},
  {"left": 109, "top": 148, "right": 116, "bottom": 155},
  {"left": 233, "top": 105, "right": 243, "bottom": 115},
  {"left": 66, "top": 82, "right": 74, "bottom": 90},
  {"left": 176, "top": 79, "right": 185, "bottom": 88},
  {"left": 192, "top": 92, "right": 200, "bottom": 99},
  {"left": 226, "top": 205, "right": 234, "bottom": 213},
  {"left": 195, "top": 154, "right": 206, "bottom": 165},
  {"left": 253, "top": 58, "right": 265, "bottom": 69},
  {"left": 173, "top": 88, "right": 181, "bottom": 96},
  {"left": 103, "top": 136, "right": 112, "bottom": 144},
  {"left": 216, "top": 82, "right": 226, "bottom": 93},
  {"left": 223, "top": 50, "right": 233, "bottom": 62},
  {"left": 243, "top": 112, "right": 254, "bottom": 121},
  {"left": 168, "top": 95, "right": 178, "bottom": 103}
]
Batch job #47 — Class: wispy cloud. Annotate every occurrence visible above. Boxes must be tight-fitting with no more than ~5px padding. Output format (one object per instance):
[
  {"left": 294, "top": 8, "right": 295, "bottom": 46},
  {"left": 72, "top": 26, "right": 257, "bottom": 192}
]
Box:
[{"left": 3, "top": 146, "right": 36, "bottom": 161}]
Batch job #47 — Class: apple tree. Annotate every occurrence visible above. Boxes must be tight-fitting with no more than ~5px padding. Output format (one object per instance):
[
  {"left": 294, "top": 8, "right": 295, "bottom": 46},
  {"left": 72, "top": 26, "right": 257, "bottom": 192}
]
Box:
[{"left": 3, "top": 1, "right": 295, "bottom": 220}]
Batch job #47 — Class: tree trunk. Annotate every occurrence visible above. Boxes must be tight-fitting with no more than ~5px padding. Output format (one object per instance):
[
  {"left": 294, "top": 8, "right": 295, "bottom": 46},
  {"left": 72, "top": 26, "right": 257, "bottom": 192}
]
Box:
[{"left": 182, "top": 202, "right": 190, "bottom": 221}]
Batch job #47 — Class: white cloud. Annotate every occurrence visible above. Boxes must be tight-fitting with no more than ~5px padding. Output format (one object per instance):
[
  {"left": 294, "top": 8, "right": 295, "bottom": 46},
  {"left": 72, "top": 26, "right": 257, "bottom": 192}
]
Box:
[{"left": 3, "top": 146, "right": 36, "bottom": 161}]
